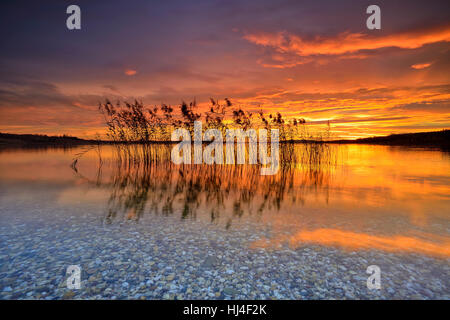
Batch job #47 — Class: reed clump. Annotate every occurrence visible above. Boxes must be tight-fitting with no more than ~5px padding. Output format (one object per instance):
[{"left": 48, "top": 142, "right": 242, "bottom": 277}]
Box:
[
  {"left": 98, "top": 98, "right": 336, "bottom": 167},
  {"left": 98, "top": 98, "right": 313, "bottom": 143}
]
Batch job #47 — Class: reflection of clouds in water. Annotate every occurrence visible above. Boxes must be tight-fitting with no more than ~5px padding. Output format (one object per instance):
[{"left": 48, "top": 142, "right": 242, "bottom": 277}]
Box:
[
  {"left": 73, "top": 144, "right": 336, "bottom": 226},
  {"left": 3, "top": 144, "right": 447, "bottom": 257},
  {"left": 403, "top": 175, "right": 450, "bottom": 187},
  {"left": 251, "top": 228, "right": 450, "bottom": 258},
  {"left": 68, "top": 144, "right": 450, "bottom": 244}
]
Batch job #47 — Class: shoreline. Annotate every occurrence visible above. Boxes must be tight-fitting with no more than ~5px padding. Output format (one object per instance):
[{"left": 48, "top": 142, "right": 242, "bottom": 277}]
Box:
[{"left": 1, "top": 130, "right": 448, "bottom": 150}]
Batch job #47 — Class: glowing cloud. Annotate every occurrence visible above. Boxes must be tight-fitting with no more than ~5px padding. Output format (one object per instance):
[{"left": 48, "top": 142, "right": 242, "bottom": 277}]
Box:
[
  {"left": 124, "top": 69, "right": 137, "bottom": 76},
  {"left": 411, "top": 62, "right": 432, "bottom": 69},
  {"left": 244, "top": 24, "right": 450, "bottom": 58}
]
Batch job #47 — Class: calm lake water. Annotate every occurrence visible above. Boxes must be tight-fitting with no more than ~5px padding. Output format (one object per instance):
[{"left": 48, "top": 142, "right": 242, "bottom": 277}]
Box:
[{"left": 0, "top": 144, "right": 449, "bottom": 299}]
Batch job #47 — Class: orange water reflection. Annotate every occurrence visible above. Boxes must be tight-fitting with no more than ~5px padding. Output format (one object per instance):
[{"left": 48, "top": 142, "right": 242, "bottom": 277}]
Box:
[
  {"left": 0, "top": 144, "right": 449, "bottom": 258},
  {"left": 251, "top": 228, "right": 450, "bottom": 258}
]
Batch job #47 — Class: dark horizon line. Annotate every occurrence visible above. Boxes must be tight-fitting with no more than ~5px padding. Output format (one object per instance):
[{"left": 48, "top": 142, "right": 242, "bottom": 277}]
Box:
[{"left": 0, "top": 129, "right": 449, "bottom": 149}]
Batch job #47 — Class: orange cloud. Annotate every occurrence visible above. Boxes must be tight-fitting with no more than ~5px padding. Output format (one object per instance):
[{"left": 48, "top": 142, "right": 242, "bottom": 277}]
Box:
[
  {"left": 124, "top": 69, "right": 137, "bottom": 76},
  {"left": 244, "top": 24, "right": 450, "bottom": 57},
  {"left": 411, "top": 62, "right": 432, "bottom": 69}
]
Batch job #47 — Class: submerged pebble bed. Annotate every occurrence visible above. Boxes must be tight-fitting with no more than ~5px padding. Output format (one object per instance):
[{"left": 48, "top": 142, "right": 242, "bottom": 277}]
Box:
[{"left": 0, "top": 202, "right": 448, "bottom": 300}]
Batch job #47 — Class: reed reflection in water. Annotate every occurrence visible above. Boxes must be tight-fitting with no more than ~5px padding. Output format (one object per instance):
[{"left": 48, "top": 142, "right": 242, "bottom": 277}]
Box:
[
  {"left": 73, "top": 143, "right": 339, "bottom": 228},
  {"left": 0, "top": 143, "right": 449, "bottom": 257},
  {"left": 69, "top": 143, "right": 450, "bottom": 257}
]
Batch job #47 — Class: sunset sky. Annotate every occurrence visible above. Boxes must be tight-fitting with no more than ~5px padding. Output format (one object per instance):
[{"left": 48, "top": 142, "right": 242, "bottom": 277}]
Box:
[{"left": 0, "top": 0, "right": 449, "bottom": 139}]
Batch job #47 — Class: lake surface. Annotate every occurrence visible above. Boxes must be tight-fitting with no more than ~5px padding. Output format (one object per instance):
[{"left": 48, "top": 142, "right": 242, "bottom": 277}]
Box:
[{"left": 0, "top": 144, "right": 449, "bottom": 299}]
